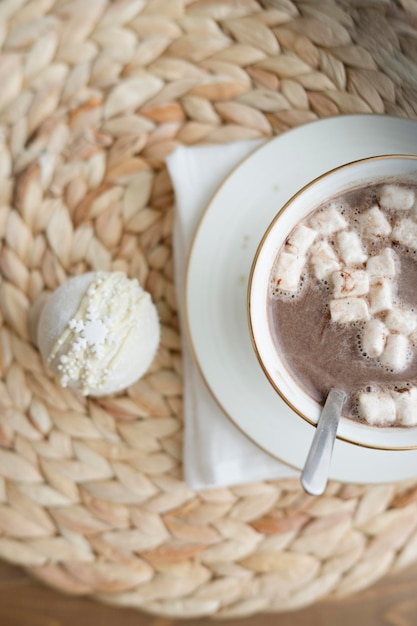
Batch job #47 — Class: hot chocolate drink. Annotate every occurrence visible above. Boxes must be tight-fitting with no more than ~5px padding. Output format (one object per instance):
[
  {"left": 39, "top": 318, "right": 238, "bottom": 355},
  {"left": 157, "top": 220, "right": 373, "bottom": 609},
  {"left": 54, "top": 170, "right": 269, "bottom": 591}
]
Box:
[{"left": 268, "top": 181, "right": 417, "bottom": 427}]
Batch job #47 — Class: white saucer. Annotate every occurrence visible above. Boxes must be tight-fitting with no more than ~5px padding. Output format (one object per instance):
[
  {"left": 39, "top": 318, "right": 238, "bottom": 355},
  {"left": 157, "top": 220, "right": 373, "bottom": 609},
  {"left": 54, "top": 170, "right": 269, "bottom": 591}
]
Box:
[{"left": 185, "top": 114, "right": 417, "bottom": 484}]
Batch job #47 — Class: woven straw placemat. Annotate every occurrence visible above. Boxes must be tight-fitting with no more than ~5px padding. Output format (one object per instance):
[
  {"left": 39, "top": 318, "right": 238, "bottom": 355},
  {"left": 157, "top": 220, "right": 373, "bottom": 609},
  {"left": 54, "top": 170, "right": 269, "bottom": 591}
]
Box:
[{"left": 1, "top": 0, "right": 417, "bottom": 619}]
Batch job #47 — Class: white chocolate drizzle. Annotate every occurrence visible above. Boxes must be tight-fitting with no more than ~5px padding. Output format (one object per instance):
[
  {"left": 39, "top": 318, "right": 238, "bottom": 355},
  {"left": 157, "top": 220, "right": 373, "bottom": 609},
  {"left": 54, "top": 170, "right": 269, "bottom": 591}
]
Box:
[{"left": 48, "top": 272, "right": 151, "bottom": 395}]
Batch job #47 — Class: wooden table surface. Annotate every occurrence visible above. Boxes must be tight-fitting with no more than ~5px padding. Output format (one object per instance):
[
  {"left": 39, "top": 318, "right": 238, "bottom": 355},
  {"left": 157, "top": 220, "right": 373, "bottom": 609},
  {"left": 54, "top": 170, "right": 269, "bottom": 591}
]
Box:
[{"left": 1, "top": 559, "right": 417, "bottom": 626}]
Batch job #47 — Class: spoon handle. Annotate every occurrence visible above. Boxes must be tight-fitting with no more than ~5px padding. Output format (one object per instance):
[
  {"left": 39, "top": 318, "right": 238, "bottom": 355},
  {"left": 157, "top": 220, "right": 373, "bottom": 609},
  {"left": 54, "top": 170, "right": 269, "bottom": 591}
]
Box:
[{"left": 301, "top": 389, "right": 346, "bottom": 496}]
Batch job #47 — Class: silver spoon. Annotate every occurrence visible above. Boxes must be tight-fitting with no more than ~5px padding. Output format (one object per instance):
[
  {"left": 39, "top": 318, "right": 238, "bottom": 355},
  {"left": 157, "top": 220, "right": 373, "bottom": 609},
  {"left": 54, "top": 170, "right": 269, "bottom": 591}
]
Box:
[{"left": 301, "top": 389, "right": 346, "bottom": 496}]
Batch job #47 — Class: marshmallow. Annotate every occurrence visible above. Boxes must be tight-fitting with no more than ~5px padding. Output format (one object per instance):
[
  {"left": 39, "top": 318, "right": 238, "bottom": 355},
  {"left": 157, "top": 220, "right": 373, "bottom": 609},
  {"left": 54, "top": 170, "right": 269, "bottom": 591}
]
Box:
[
  {"left": 272, "top": 252, "right": 305, "bottom": 292},
  {"left": 358, "top": 391, "right": 396, "bottom": 425},
  {"left": 379, "top": 184, "right": 415, "bottom": 211},
  {"left": 309, "top": 241, "right": 341, "bottom": 281},
  {"left": 391, "top": 218, "right": 417, "bottom": 251},
  {"left": 361, "top": 318, "right": 388, "bottom": 358},
  {"left": 330, "top": 297, "right": 370, "bottom": 324},
  {"left": 412, "top": 197, "right": 417, "bottom": 218},
  {"left": 392, "top": 387, "right": 417, "bottom": 426},
  {"left": 285, "top": 224, "right": 317, "bottom": 256},
  {"left": 409, "top": 326, "right": 417, "bottom": 348},
  {"left": 385, "top": 308, "right": 417, "bottom": 336},
  {"left": 332, "top": 269, "right": 369, "bottom": 299},
  {"left": 369, "top": 278, "right": 393, "bottom": 314},
  {"left": 359, "top": 206, "right": 392, "bottom": 239},
  {"left": 380, "top": 334, "right": 410, "bottom": 372},
  {"left": 366, "top": 248, "right": 397, "bottom": 282},
  {"left": 309, "top": 206, "right": 347, "bottom": 235},
  {"left": 337, "top": 230, "right": 368, "bottom": 265}
]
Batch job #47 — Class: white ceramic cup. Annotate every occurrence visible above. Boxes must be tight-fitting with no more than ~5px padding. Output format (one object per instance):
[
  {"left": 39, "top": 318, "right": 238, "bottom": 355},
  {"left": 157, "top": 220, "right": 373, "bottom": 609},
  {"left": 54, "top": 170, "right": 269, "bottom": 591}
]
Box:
[{"left": 248, "top": 155, "right": 417, "bottom": 450}]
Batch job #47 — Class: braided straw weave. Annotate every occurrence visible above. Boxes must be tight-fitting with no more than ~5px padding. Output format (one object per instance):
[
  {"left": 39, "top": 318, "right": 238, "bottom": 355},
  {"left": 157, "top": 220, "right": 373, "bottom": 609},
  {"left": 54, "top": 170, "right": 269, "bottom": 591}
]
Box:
[{"left": 1, "top": 0, "right": 417, "bottom": 618}]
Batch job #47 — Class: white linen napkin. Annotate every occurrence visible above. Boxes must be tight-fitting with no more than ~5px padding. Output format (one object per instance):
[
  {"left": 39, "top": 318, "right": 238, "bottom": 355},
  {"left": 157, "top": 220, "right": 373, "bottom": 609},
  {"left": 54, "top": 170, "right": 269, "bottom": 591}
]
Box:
[{"left": 166, "top": 141, "right": 298, "bottom": 490}]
